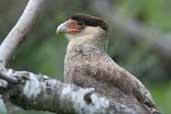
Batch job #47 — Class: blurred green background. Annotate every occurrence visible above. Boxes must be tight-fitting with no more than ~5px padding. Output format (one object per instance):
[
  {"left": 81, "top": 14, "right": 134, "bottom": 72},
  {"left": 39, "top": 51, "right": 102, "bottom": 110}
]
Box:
[{"left": 0, "top": 0, "right": 170, "bottom": 114}]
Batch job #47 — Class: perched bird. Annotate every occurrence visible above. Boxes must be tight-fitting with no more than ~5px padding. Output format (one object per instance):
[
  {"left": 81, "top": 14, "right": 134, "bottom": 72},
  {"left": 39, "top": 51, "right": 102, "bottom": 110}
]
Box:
[{"left": 57, "top": 14, "right": 161, "bottom": 114}]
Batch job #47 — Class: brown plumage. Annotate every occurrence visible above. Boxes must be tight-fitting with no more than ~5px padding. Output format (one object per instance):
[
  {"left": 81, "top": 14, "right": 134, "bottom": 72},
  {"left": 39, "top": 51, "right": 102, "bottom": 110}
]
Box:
[{"left": 57, "top": 14, "right": 161, "bottom": 114}]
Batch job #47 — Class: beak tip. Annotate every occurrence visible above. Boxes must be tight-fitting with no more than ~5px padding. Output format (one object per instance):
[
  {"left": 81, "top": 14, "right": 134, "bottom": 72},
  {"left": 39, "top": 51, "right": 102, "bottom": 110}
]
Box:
[{"left": 56, "top": 27, "right": 60, "bottom": 35}]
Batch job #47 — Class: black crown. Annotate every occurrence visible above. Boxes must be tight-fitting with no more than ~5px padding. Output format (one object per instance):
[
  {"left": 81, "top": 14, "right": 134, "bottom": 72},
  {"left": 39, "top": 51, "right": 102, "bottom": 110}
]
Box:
[{"left": 71, "top": 14, "right": 108, "bottom": 31}]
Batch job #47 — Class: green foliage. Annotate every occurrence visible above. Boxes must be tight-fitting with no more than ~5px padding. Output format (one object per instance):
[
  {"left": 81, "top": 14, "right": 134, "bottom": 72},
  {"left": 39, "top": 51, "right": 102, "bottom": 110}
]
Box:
[{"left": 151, "top": 83, "right": 171, "bottom": 114}]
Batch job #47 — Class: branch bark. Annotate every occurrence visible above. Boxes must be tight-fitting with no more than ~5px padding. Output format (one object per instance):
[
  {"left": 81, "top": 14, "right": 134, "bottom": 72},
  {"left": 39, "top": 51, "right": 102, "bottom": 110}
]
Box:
[{"left": 0, "top": 63, "right": 137, "bottom": 114}]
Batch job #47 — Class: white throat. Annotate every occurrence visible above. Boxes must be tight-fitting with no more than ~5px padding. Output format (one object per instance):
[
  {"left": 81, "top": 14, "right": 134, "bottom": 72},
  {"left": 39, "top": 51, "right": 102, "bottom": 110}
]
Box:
[{"left": 65, "top": 26, "right": 108, "bottom": 51}]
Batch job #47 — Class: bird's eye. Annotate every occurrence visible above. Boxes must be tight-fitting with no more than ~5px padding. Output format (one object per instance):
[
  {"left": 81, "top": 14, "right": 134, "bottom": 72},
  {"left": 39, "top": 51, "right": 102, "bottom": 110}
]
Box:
[{"left": 77, "top": 21, "right": 84, "bottom": 26}]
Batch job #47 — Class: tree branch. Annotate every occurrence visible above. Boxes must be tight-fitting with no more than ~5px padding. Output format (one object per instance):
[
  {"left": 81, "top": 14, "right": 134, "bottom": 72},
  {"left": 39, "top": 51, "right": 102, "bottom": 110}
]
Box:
[
  {"left": 0, "top": 63, "right": 137, "bottom": 114},
  {"left": 0, "top": 0, "right": 46, "bottom": 65}
]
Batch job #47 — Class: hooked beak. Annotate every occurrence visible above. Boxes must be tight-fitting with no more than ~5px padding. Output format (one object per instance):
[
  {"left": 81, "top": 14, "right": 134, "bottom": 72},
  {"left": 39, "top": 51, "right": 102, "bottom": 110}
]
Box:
[
  {"left": 56, "top": 20, "right": 69, "bottom": 35},
  {"left": 56, "top": 19, "right": 81, "bottom": 35}
]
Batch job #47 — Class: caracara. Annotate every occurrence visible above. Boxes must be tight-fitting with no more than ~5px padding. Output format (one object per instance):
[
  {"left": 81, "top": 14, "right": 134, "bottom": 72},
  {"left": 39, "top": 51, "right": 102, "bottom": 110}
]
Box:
[{"left": 57, "top": 14, "right": 161, "bottom": 114}]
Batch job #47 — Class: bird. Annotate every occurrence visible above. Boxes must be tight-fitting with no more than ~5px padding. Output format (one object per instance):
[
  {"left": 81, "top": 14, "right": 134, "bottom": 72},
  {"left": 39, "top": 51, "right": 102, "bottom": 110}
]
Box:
[{"left": 56, "top": 14, "right": 161, "bottom": 114}]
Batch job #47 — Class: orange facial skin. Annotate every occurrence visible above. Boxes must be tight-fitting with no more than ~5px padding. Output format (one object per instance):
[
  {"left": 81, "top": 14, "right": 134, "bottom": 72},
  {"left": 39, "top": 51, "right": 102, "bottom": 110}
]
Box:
[{"left": 67, "top": 20, "right": 83, "bottom": 34}]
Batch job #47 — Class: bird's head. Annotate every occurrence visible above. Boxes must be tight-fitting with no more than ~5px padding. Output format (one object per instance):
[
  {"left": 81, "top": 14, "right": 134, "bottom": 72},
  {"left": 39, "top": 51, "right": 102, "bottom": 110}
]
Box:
[{"left": 57, "top": 14, "right": 108, "bottom": 40}]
